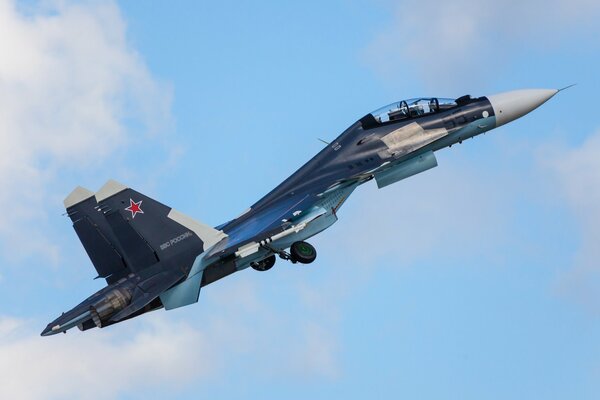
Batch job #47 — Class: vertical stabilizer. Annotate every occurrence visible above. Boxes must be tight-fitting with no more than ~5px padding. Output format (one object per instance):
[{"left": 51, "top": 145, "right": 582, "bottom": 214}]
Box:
[{"left": 64, "top": 186, "right": 130, "bottom": 283}]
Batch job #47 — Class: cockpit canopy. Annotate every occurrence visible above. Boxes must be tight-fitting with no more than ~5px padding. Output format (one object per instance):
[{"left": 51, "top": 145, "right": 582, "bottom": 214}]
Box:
[{"left": 370, "top": 98, "right": 457, "bottom": 123}]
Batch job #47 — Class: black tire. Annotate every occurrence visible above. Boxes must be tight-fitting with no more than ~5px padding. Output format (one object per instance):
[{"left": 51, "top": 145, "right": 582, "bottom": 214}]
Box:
[
  {"left": 290, "top": 241, "right": 317, "bottom": 264},
  {"left": 251, "top": 255, "right": 276, "bottom": 271}
]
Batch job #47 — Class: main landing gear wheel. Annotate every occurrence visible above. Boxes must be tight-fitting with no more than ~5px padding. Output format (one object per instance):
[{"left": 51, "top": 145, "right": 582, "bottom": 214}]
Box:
[
  {"left": 251, "top": 255, "right": 276, "bottom": 271},
  {"left": 290, "top": 241, "right": 317, "bottom": 264}
]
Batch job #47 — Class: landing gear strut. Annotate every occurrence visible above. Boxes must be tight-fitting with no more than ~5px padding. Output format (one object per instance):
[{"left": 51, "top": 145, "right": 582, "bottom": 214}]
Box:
[{"left": 260, "top": 241, "right": 317, "bottom": 265}]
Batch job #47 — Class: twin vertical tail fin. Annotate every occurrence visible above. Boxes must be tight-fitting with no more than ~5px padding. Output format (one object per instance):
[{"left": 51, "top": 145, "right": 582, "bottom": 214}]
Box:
[
  {"left": 44, "top": 180, "right": 229, "bottom": 334},
  {"left": 64, "top": 180, "right": 227, "bottom": 284},
  {"left": 64, "top": 186, "right": 129, "bottom": 283}
]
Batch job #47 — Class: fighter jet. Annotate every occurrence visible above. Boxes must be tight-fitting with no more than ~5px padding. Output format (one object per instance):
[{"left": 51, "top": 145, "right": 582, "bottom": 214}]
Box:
[{"left": 42, "top": 88, "right": 561, "bottom": 336}]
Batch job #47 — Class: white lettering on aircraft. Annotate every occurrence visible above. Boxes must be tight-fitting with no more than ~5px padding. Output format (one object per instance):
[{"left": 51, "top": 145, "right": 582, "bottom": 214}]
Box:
[{"left": 160, "top": 231, "right": 193, "bottom": 251}]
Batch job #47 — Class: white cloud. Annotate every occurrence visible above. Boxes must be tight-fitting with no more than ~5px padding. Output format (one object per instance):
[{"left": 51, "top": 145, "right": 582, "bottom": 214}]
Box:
[
  {"left": 198, "top": 277, "right": 342, "bottom": 380},
  {"left": 364, "top": 0, "right": 600, "bottom": 91},
  {"left": 0, "top": 316, "right": 215, "bottom": 400},
  {"left": 289, "top": 321, "right": 339, "bottom": 379},
  {"left": 0, "top": 0, "right": 171, "bottom": 264},
  {"left": 541, "top": 131, "right": 600, "bottom": 312},
  {"left": 0, "top": 3, "right": 341, "bottom": 397},
  {"left": 0, "top": 277, "right": 342, "bottom": 399}
]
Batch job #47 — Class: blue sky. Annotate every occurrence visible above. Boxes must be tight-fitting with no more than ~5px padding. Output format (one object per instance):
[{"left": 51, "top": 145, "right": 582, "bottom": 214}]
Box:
[{"left": 1, "top": 0, "right": 599, "bottom": 399}]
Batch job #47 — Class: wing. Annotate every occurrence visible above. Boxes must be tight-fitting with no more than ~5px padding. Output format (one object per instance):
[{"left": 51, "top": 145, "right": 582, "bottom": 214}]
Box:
[
  {"left": 206, "top": 192, "right": 318, "bottom": 258},
  {"left": 206, "top": 174, "right": 366, "bottom": 260}
]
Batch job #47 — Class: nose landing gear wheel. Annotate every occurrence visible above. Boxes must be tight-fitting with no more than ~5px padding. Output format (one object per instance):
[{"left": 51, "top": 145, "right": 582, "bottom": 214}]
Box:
[
  {"left": 251, "top": 254, "right": 276, "bottom": 271},
  {"left": 290, "top": 241, "right": 317, "bottom": 264}
]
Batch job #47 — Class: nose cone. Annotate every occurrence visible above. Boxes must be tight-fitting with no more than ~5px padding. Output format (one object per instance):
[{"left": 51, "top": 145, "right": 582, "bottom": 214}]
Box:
[{"left": 487, "top": 89, "right": 558, "bottom": 127}]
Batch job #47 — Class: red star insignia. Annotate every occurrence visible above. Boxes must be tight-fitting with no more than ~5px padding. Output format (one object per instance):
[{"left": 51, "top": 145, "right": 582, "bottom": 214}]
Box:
[{"left": 124, "top": 198, "right": 144, "bottom": 219}]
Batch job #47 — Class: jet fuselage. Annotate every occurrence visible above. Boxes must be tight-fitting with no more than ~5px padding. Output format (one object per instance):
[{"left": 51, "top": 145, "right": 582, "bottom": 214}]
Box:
[{"left": 42, "top": 89, "right": 559, "bottom": 336}]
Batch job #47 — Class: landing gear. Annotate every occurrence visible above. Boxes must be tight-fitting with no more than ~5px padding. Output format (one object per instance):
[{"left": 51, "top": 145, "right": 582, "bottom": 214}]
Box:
[
  {"left": 290, "top": 241, "right": 317, "bottom": 264},
  {"left": 251, "top": 254, "right": 276, "bottom": 271},
  {"left": 258, "top": 241, "right": 317, "bottom": 265}
]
